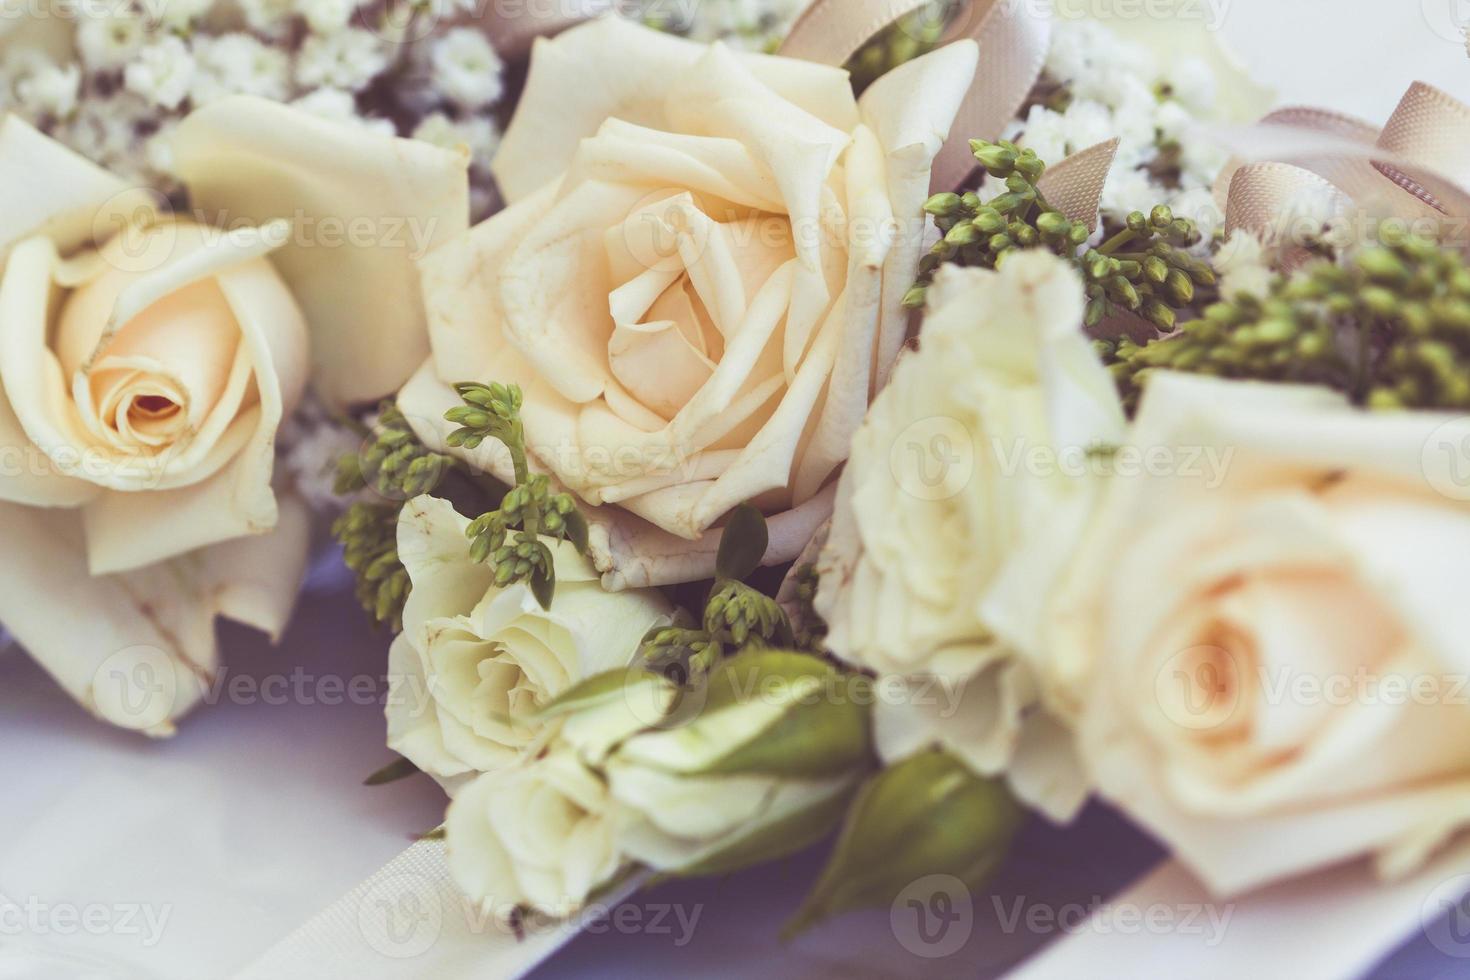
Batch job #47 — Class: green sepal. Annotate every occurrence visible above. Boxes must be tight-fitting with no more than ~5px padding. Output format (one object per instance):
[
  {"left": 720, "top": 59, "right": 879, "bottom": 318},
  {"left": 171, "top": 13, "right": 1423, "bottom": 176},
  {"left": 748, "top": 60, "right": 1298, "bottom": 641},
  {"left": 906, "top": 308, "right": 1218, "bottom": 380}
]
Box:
[
  {"left": 530, "top": 563, "right": 555, "bottom": 610},
  {"left": 563, "top": 507, "right": 590, "bottom": 555},
  {"left": 635, "top": 650, "right": 872, "bottom": 781},
  {"left": 364, "top": 755, "right": 420, "bottom": 787},
  {"left": 715, "top": 503, "right": 768, "bottom": 581},
  {"left": 535, "top": 666, "right": 673, "bottom": 723}
]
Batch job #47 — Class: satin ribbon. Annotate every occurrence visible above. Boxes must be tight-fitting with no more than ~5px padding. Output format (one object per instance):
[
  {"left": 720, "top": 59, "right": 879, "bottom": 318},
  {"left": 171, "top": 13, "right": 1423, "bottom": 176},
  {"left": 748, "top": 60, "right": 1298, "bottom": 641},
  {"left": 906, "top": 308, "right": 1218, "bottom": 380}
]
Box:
[
  {"left": 782, "top": 0, "right": 1052, "bottom": 196},
  {"left": 780, "top": 0, "right": 1119, "bottom": 228},
  {"left": 1216, "top": 82, "right": 1470, "bottom": 244},
  {"left": 1007, "top": 839, "right": 1470, "bottom": 980},
  {"left": 230, "top": 840, "right": 644, "bottom": 980}
]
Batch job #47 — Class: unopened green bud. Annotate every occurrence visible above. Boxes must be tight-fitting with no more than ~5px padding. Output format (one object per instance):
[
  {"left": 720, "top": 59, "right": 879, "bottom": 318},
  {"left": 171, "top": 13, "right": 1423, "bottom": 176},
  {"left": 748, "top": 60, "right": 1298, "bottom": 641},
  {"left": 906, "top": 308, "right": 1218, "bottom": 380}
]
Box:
[
  {"left": 1036, "top": 211, "right": 1071, "bottom": 238},
  {"left": 973, "top": 208, "right": 1006, "bottom": 234},
  {"left": 784, "top": 752, "right": 1023, "bottom": 938},
  {"left": 971, "top": 141, "right": 1017, "bottom": 176},
  {"left": 944, "top": 220, "right": 979, "bottom": 246},
  {"left": 1165, "top": 268, "right": 1196, "bottom": 305},
  {"left": 1143, "top": 299, "right": 1177, "bottom": 331},
  {"left": 922, "top": 192, "right": 961, "bottom": 217}
]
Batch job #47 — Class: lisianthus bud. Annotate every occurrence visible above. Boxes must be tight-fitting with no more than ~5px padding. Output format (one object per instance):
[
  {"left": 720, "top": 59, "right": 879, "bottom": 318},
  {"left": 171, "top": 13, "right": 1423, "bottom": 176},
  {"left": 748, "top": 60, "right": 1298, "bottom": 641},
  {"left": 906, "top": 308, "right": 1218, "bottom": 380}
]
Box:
[
  {"left": 604, "top": 650, "right": 873, "bottom": 875},
  {"left": 785, "top": 751, "right": 1024, "bottom": 937}
]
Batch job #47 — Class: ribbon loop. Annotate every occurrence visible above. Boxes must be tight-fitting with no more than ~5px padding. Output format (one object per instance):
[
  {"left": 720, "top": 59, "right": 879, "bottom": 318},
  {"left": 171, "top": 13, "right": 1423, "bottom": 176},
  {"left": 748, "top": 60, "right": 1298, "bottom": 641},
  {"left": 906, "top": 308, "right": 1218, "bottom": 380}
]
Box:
[
  {"left": 780, "top": 0, "right": 1052, "bottom": 194},
  {"left": 1216, "top": 82, "right": 1470, "bottom": 245}
]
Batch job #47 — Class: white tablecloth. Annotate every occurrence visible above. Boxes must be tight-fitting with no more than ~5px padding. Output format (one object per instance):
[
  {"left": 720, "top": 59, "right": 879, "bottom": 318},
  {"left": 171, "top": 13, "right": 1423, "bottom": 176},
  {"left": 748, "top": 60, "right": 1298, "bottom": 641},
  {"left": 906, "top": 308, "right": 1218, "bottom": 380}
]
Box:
[{"left": 4, "top": 4, "right": 1467, "bottom": 977}]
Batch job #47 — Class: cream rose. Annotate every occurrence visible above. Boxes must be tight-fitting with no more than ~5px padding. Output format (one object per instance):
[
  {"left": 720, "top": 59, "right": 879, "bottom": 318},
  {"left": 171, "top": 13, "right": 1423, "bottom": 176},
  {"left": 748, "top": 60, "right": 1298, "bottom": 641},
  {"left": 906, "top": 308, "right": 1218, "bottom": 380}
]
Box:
[
  {"left": 814, "top": 252, "right": 1124, "bottom": 820},
  {"left": 1048, "top": 372, "right": 1470, "bottom": 894},
  {"left": 399, "top": 15, "right": 979, "bottom": 589},
  {"left": 385, "top": 496, "right": 672, "bottom": 786},
  {"left": 446, "top": 751, "right": 624, "bottom": 916},
  {"left": 0, "top": 96, "right": 467, "bottom": 732}
]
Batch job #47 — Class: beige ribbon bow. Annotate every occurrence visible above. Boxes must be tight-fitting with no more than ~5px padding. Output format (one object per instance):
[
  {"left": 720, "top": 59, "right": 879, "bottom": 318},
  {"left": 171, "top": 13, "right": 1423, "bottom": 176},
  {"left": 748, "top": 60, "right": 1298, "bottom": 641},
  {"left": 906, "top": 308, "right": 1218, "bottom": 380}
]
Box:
[
  {"left": 1215, "top": 82, "right": 1470, "bottom": 246},
  {"left": 781, "top": 0, "right": 1119, "bottom": 227}
]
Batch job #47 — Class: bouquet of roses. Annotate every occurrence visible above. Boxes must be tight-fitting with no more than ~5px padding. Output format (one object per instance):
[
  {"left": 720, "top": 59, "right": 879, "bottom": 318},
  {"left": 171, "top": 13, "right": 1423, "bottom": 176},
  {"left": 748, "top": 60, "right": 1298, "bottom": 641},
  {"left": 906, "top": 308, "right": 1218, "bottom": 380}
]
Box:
[{"left": 7, "top": 0, "right": 1470, "bottom": 968}]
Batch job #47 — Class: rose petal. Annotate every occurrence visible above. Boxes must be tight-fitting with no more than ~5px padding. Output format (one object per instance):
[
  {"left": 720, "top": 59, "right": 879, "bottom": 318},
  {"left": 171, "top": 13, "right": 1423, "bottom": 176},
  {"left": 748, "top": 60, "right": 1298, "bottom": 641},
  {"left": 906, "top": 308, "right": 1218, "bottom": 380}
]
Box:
[
  {"left": 493, "top": 16, "right": 857, "bottom": 203},
  {"left": 0, "top": 493, "right": 307, "bottom": 735},
  {"left": 170, "top": 95, "right": 469, "bottom": 406},
  {"left": 0, "top": 115, "right": 150, "bottom": 257},
  {"left": 856, "top": 40, "right": 980, "bottom": 388}
]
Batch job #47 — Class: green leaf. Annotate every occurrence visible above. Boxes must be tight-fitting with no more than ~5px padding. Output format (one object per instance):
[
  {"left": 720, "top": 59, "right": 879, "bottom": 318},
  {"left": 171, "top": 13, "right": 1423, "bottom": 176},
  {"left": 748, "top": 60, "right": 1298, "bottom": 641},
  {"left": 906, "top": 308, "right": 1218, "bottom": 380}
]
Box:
[
  {"left": 364, "top": 756, "right": 420, "bottom": 786},
  {"left": 784, "top": 750, "right": 1024, "bottom": 938},
  {"left": 715, "top": 503, "right": 768, "bottom": 581}
]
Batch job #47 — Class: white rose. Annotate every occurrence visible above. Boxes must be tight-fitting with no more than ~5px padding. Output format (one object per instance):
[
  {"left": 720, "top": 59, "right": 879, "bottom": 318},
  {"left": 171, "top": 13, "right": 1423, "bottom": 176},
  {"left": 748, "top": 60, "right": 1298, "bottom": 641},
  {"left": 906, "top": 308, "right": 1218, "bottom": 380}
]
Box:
[
  {"left": 0, "top": 97, "right": 467, "bottom": 732},
  {"left": 815, "top": 252, "right": 1126, "bottom": 820},
  {"left": 399, "top": 15, "right": 979, "bottom": 589},
  {"left": 386, "top": 496, "right": 672, "bottom": 786},
  {"left": 446, "top": 751, "right": 624, "bottom": 915},
  {"left": 1048, "top": 372, "right": 1470, "bottom": 894}
]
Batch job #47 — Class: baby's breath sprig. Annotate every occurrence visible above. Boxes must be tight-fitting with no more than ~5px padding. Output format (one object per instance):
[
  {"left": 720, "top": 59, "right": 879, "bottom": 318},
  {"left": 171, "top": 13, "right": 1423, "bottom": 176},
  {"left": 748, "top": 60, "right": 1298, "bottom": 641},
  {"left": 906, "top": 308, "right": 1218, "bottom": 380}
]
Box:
[
  {"left": 1103, "top": 233, "right": 1470, "bottom": 412},
  {"left": 445, "top": 382, "right": 590, "bottom": 609},
  {"left": 333, "top": 502, "right": 411, "bottom": 632},
  {"left": 639, "top": 504, "right": 794, "bottom": 681},
  {"left": 907, "top": 141, "right": 1216, "bottom": 330}
]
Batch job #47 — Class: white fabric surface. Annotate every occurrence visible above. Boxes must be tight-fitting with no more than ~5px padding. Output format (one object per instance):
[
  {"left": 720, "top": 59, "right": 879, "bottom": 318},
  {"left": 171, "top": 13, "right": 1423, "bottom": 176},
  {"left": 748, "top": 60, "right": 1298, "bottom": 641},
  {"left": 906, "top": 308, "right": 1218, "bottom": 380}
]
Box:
[{"left": 2, "top": 4, "right": 1468, "bottom": 979}]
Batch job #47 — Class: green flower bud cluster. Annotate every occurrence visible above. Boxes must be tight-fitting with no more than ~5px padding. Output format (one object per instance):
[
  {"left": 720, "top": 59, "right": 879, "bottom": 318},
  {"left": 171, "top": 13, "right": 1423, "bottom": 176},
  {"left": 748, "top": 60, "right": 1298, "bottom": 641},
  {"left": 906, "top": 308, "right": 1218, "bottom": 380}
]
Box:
[
  {"left": 705, "top": 579, "right": 794, "bottom": 650},
  {"left": 444, "top": 381, "right": 524, "bottom": 452},
  {"left": 844, "top": 0, "right": 954, "bottom": 93},
  {"left": 1354, "top": 235, "right": 1470, "bottom": 410},
  {"left": 639, "top": 578, "right": 796, "bottom": 680},
  {"left": 788, "top": 562, "right": 829, "bottom": 653},
  {"left": 637, "top": 625, "right": 725, "bottom": 679},
  {"left": 332, "top": 501, "right": 410, "bottom": 631},
  {"left": 1105, "top": 234, "right": 1470, "bottom": 412},
  {"left": 907, "top": 143, "right": 1213, "bottom": 329},
  {"left": 446, "top": 382, "right": 590, "bottom": 610},
  {"left": 1079, "top": 206, "right": 1215, "bottom": 330},
  {"left": 334, "top": 402, "right": 456, "bottom": 501},
  {"left": 638, "top": 503, "right": 795, "bottom": 681}
]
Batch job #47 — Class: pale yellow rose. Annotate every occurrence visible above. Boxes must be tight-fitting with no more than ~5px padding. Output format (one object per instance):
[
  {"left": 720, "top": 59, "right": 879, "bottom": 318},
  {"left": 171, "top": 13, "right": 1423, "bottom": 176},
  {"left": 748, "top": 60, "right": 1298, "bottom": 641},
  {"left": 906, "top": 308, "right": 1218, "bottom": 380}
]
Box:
[
  {"left": 399, "top": 15, "right": 980, "bottom": 589},
  {"left": 0, "top": 96, "right": 467, "bottom": 732},
  {"left": 814, "top": 252, "right": 1126, "bottom": 821},
  {"left": 1048, "top": 372, "right": 1470, "bottom": 894}
]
